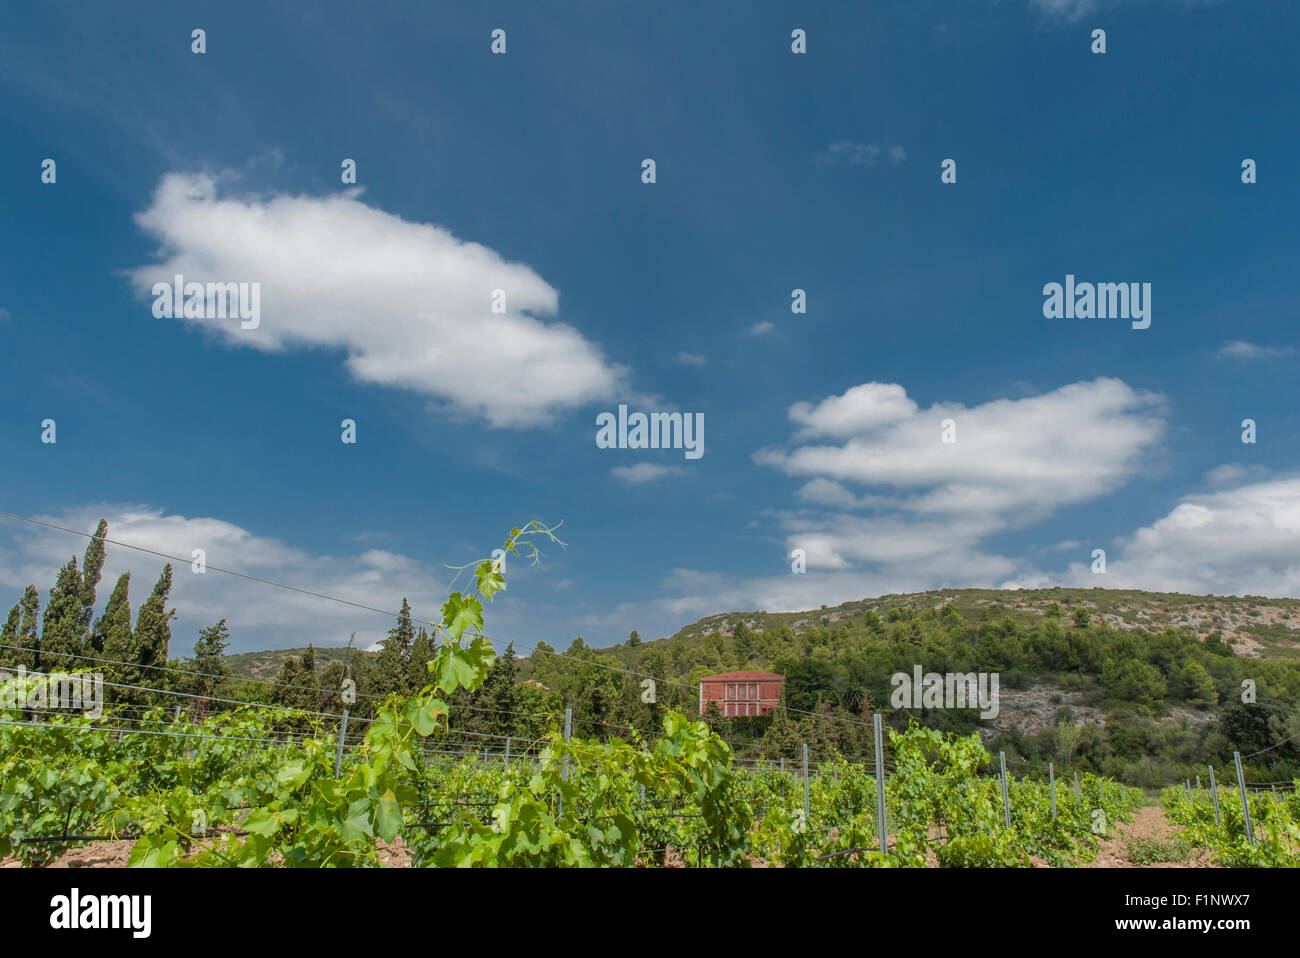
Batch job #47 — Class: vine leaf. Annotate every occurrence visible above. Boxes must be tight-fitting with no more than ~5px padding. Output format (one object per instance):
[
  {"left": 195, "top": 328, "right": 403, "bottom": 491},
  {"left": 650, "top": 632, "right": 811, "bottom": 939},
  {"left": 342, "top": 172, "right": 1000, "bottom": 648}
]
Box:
[{"left": 440, "top": 592, "right": 484, "bottom": 641}]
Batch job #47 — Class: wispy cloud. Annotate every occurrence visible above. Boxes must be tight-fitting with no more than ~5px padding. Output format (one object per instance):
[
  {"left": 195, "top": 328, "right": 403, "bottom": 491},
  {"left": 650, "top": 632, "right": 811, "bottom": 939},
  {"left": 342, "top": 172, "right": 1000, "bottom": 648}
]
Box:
[
  {"left": 1030, "top": 0, "right": 1100, "bottom": 20},
  {"left": 1216, "top": 340, "right": 1295, "bottom": 361},
  {"left": 1205, "top": 463, "right": 1271, "bottom": 488},
  {"left": 748, "top": 321, "right": 775, "bottom": 337},
  {"left": 815, "top": 141, "right": 907, "bottom": 168},
  {"left": 611, "top": 463, "right": 685, "bottom": 484},
  {"left": 1031, "top": 0, "right": 1233, "bottom": 22},
  {"left": 674, "top": 351, "right": 707, "bottom": 366}
]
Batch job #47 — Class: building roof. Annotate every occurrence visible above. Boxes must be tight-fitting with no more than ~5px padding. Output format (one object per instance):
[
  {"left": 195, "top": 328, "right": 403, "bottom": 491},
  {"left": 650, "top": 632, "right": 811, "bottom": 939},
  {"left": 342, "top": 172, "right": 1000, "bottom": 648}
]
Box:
[{"left": 700, "top": 670, "right": 785, "bottom": 682}]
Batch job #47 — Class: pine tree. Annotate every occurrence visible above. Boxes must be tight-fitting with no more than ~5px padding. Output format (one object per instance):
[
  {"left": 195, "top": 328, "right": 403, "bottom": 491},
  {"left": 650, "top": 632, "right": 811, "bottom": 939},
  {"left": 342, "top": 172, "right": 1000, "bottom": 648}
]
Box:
[
  {"left": 763, "top": 704, "right": 801, "bottom": 763},
  {"left": 40, "top": 557, "right": 84, "bottom": 671},
  {"left": 192, "top": 618, "right": 231, "bottom": 704},
  {"left": 1181, "top": 661, "right": 1217, "bottom": 709},
  {"left": 95, "top": 572, "right": 132, "bottom": 665},
  {"left": 127, "top": 565, "right": 174, "bottom": 703},
  {"left": 79, "top": 519, "right": 109, "bottom": 638}
]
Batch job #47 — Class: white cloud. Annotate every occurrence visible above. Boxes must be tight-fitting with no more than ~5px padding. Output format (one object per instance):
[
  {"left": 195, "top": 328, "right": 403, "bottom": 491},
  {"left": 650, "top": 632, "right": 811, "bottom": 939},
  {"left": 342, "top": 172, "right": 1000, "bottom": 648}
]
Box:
[
  {"left": 0, "top": 307, "right": 10, "bottom": 322},
  {"left": 788, "top": 382, "right": 917, "bottom": 439},
  {"left": 127, "top": 172, "right": 626, "bottom": 428},
  {"left": 1216, "top": 340, "right": 1295, "bottom": 361},
  {"left": 611, "top": 463, "right": 685, "bottom": 484},
  {"left": 757, "top": 378, "right": 1166, "bottom": 521},
  {"left": 0, "top": 506, "right": 446, "bottom": 655},
  {"left": 748, "top": 321, "right": 775, "bottom": 337},
  {"left": 1045, "top": 477, "right": 1300, "bottom": 597},
  {"left": 593, "top": 378, "right": 1168, "bottom": 635},
  {"left": 674, "top": 352, "right": 707, "bottom": 366}
]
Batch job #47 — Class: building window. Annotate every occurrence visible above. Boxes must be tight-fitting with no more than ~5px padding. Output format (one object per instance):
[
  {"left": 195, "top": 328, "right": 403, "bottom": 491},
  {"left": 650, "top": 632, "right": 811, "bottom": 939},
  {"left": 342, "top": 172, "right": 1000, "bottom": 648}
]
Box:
[{"left": 727, "top": 684, "right": 735, "bottom": 698}]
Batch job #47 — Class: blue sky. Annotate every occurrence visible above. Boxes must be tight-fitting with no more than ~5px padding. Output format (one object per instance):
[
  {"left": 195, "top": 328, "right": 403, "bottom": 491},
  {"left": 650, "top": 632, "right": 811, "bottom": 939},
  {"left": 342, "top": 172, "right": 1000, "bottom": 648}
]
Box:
[{"left": 2, "top": 0, "right": 1298, "bottom": 656}]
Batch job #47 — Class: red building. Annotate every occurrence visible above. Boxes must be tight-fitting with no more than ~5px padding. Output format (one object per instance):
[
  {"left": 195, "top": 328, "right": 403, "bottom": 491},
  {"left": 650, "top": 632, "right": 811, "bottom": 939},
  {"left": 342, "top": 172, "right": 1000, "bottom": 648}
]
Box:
[{"left": 699, "top": 671, "right": 784, "bottom": 718}]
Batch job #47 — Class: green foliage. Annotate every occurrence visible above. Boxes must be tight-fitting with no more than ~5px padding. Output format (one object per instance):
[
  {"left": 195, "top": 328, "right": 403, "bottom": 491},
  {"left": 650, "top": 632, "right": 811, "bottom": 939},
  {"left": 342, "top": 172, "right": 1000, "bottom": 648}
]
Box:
[
  {"left": 1162, "top": 782, "right": 1299, "bottom": 867},
  {"left": 39, "top": 557, "right": 84, "bottom": 671},
  {"left": 1124, "top": 834, "right": 1192, "bottom": 864}
]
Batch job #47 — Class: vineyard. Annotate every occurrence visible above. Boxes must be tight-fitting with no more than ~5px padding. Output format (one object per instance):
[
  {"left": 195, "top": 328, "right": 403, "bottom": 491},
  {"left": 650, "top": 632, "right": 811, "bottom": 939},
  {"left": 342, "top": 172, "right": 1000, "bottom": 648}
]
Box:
[
  {"left": 1162, "top": 781, "right": 1300, "bottom": 867},
  {"left": 2, "top": 526, "right": 1293, "bottom": 869},
  {"left": 1, "top": 690, "right": 1153, "bottom": 868}
]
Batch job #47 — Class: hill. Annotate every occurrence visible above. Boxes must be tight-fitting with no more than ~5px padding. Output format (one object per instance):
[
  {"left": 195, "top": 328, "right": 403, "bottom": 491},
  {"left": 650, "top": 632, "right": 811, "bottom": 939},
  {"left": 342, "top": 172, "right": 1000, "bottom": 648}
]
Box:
[
  {"left": 226, "top": 587, "right": 1300, "bottom": 681},
  {"left": 602, "top": 587, "right": 1300, "bottom": 665},
  {"left": 224, "top": 645, "right": 374, "bottom": 683}
]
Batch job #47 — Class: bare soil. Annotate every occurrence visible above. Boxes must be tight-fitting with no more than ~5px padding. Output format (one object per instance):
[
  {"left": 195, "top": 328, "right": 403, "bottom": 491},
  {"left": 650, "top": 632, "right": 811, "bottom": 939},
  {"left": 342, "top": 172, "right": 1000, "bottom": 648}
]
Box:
[{"left": 1087, "top": 805, "right": 1217, "bottom": 868}]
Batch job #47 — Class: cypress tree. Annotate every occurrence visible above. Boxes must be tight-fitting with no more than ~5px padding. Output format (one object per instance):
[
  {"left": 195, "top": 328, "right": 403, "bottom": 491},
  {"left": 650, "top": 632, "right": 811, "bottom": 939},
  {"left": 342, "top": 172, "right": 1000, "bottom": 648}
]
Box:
[
  {"left": 95, "top": 572, "right": 132, "bottom": 666},
  {"left": 300, "top": 645, "right": 317, "bottom": 689},
  {"left": 374, "top": 598, "right": 415, "bottom": 699},
  {"left": 272, "top": 655, "right": 302, "bottom": 706},
  {"left": 475, "top": 641, "right": 518, "bottom": 737},
  {"left": 16, "top": 586, "right": 40, "bottom": 670},
  {"left": 0, "top": 603, "right": 20, "bottom": 669},
  {"left": 127, "top": 565, "right": 174, "bottom": 703},
  {"left": 407, "top": 625, "right": 434, "bottom": 693},
  {"left": 78, "top": 519, "right": 109, "bottom": 636},
  {"left": 40, "top": 557, "right": 84, "bottom": 671}
]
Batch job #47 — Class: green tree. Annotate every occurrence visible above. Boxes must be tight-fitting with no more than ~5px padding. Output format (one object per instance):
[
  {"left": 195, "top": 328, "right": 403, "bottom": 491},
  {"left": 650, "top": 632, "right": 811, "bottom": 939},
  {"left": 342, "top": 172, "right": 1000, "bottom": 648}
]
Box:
[
  {"left": 1180, "top": 661, "right": 1217, "bottom": 708},
  {"left": 125, "top": 565, "right": 174, "bottom": 703},
  {"left": 78, "top": 519, "right": 109, "bottom": 637},
  {"left": 0, "top": 602, "right": 21, "bottom": 669},
  {"left": 15, "top": 586, "right": 40, "bottom": 670},
  {"left": 473, "top": 641, "right": 519, "bottom": 737},
  {"left": 94, "top": 573, "right": 132, "bottom": 665},
  {"left": 783, "top": 659, "right": 838, "bottom": 713},
  {"left": 1100, "top": 657, "right": 1167, "bottom": 703},
  {"left": 733, "top": 622, "right": 756, "bottom": 663},
  {"left": 407, "top": 625, "right": 435, "bottom": 693},
  {"left": 192, "top": 619, "right": 231, "bottom": 704},
  {"left": 762, "top": 703, "right": 801, "bottom": 762},
  {"left": 373, "top": 598, "right": 415, "bottom": 699},
  {"left": 40, "top": 557, "right": 85, "bottom": 671},
  {"left": 299, "top": 646, "right": 319, "bottom": 709}
]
